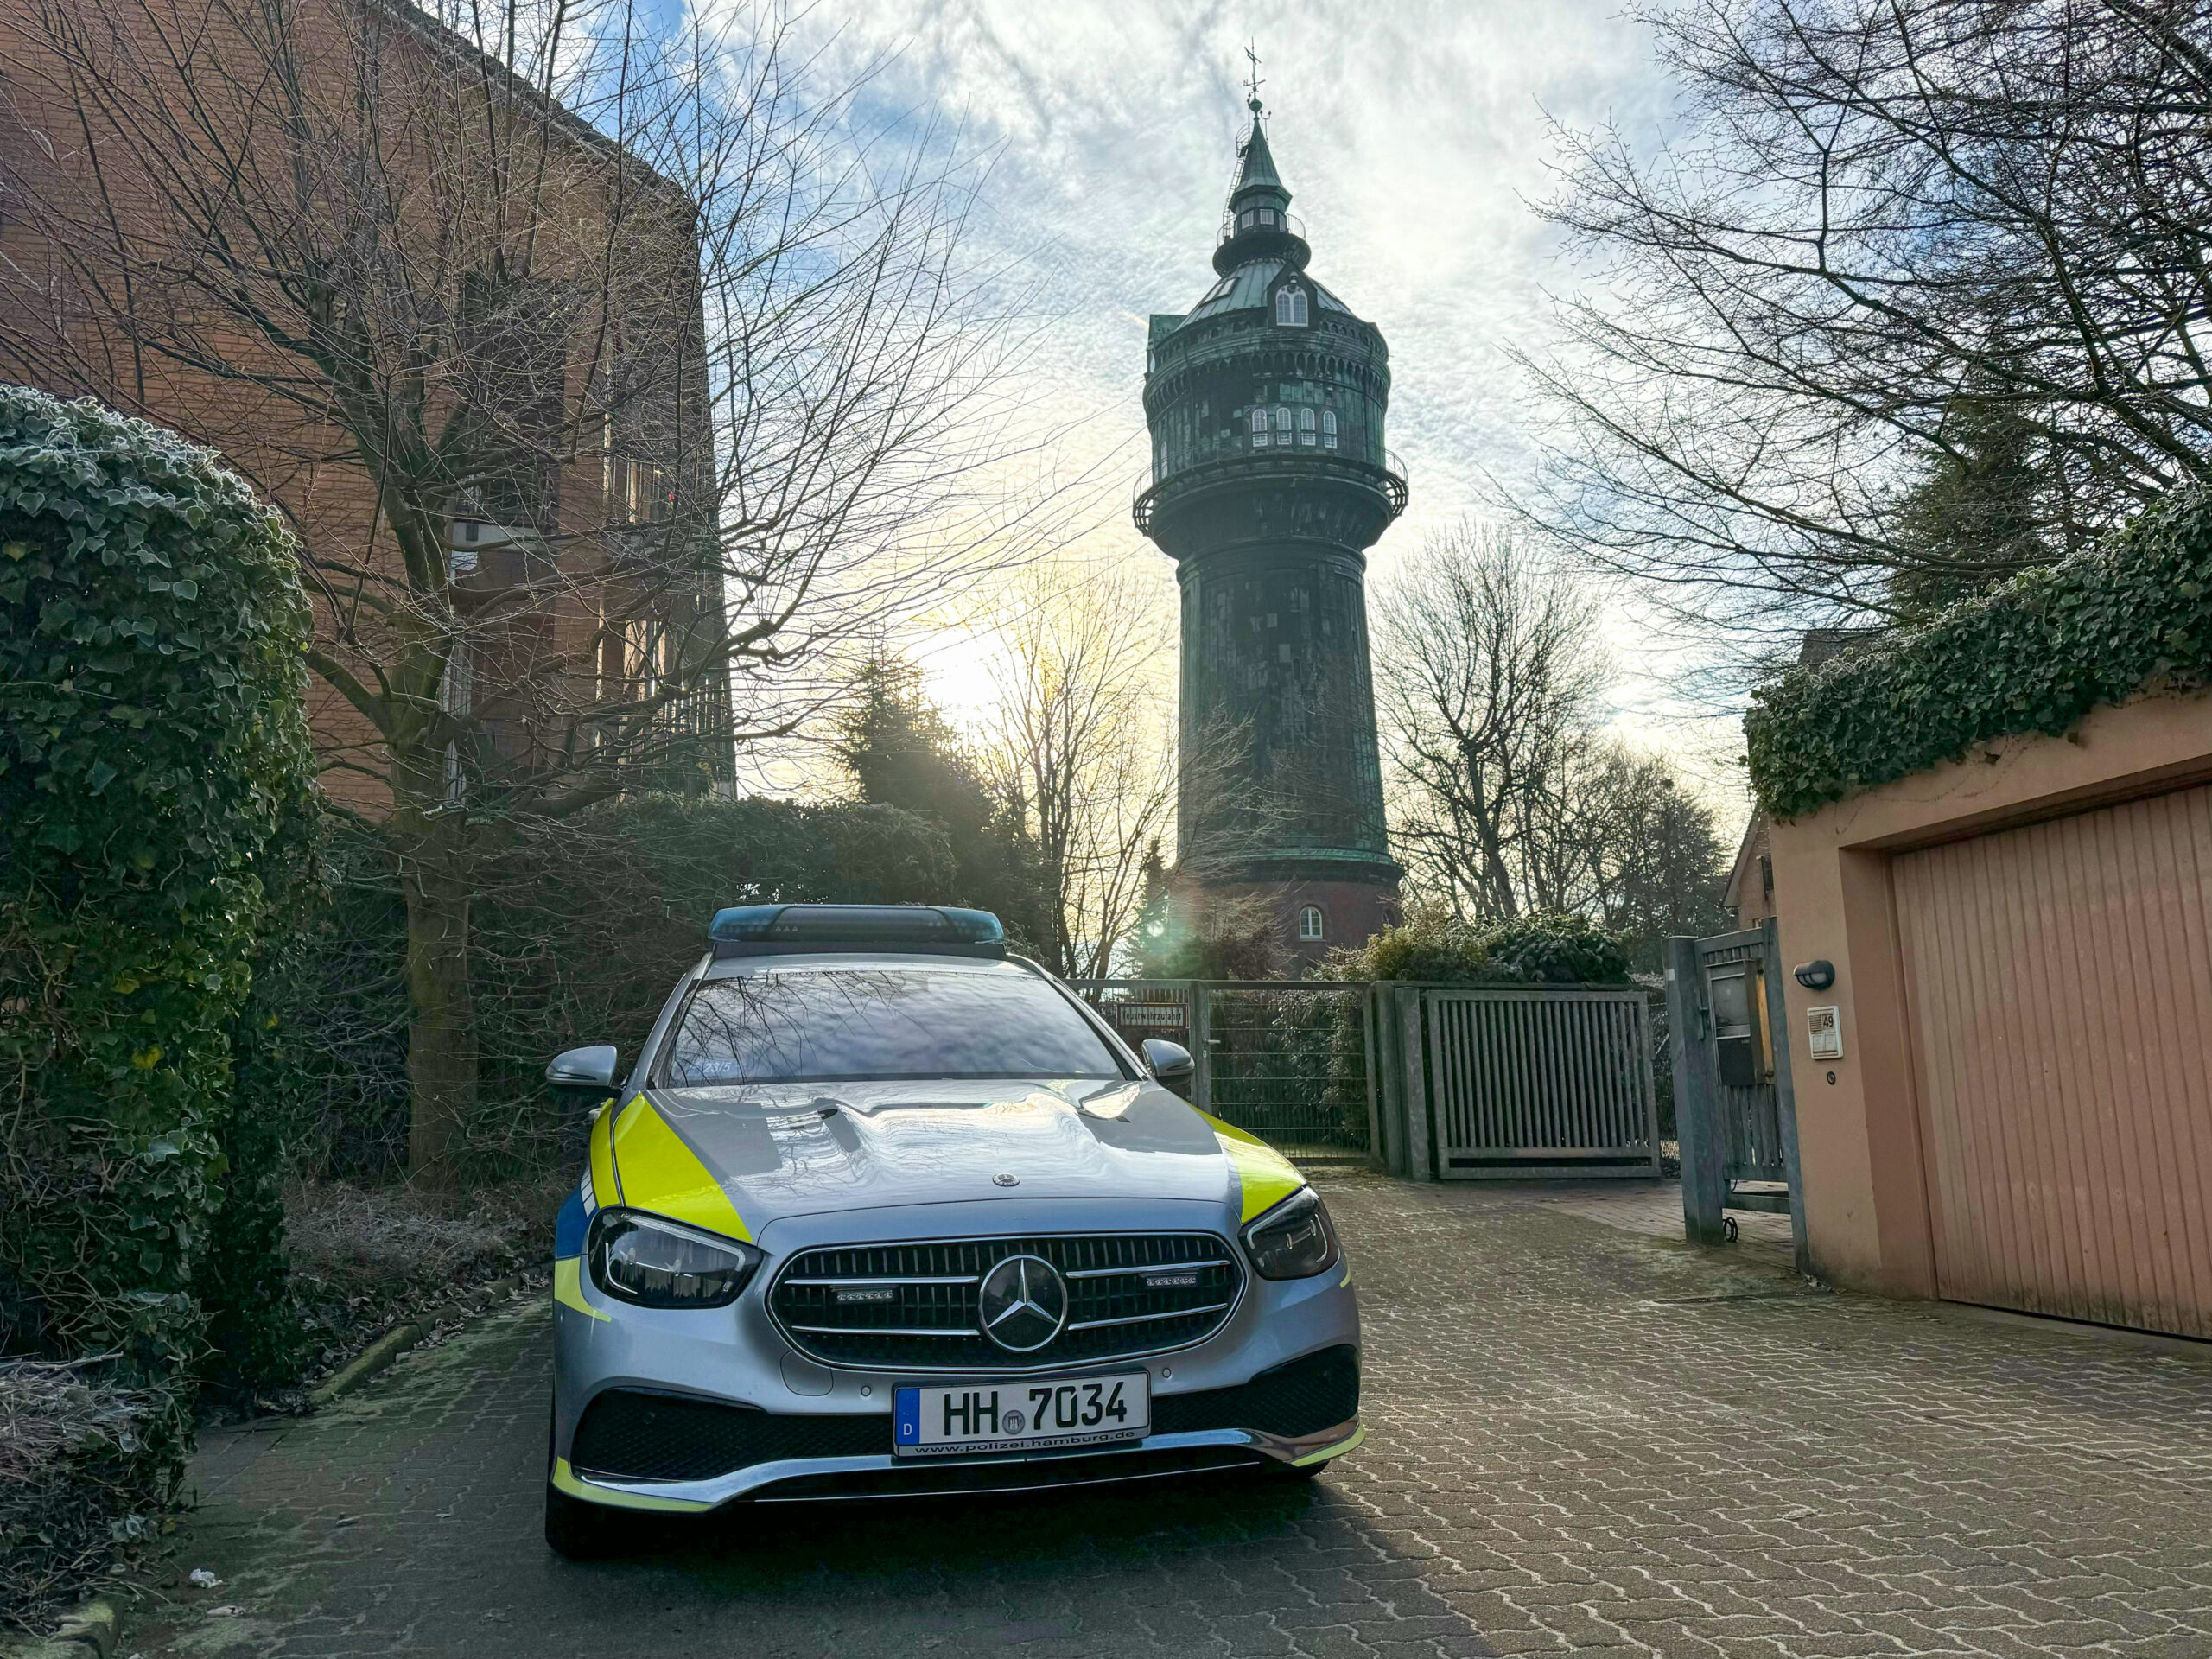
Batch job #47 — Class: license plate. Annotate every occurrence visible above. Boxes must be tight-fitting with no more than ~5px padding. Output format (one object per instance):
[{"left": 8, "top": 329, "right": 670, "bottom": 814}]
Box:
[{"left": 893, "top": 1371, "right": 1150, "bottom": 1458}]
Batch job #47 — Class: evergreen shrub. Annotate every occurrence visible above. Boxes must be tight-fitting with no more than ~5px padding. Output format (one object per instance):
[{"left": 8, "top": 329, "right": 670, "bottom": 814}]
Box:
[
  {"left": 1325, "top": 906, "right": 1630, "bottom": 987},
  {"left": 0, "top": 388, "right": 313, "bottom": 1472},
  {"left": 1747, "top": 488, "right": 2212, "bottom": 819}
]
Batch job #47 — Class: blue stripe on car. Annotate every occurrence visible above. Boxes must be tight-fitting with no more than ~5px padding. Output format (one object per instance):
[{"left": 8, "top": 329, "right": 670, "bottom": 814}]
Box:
[{"left": 554, "top": 1188, "right": 587, "bottom": 1259}]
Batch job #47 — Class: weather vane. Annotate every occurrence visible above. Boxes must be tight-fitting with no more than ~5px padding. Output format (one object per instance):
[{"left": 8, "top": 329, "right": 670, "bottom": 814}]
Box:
[{"left": 1243, "top": 41, "right": 1265, "bottom": 114}]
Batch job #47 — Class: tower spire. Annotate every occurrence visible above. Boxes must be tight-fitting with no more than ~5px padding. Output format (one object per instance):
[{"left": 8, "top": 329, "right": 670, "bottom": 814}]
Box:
[{"left": 1217, "top": 54, "right": 1300, "bottom": 273}]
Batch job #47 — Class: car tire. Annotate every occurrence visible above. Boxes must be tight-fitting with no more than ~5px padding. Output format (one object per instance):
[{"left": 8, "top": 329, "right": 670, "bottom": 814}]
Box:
[
  {"left": 544, "top": 1478, "right": 621, "bottom": 1559},
  {"left": 544, "top": 1406, "right": 620, "bottom": 1559}
]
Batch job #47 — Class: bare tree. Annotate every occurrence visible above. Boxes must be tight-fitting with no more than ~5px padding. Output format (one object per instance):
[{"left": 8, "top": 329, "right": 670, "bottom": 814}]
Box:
[
  {"left": 976, "top": 561, "right": 1176, "bottom": 981},
  {"left": 1372, "top": 519, "right": 1729, "bottom": 951},
  {"left": 1549, "top": 741, "right": 1732, "bottom": 965},
  {"left": 1372, "top": 521, "right": 1611, "bottom": 922},
  {"left": 1516, "top": 0, "right": 2212, "bottom": 640},
  {"left": 0, "top": 0, "right": 1061, "bottom": 1177}
]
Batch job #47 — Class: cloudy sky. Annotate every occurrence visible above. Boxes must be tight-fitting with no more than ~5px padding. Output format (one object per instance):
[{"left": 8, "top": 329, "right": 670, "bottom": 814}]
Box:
[{"left": 760, "top": 2, "right": 1745, "bottom": 803}]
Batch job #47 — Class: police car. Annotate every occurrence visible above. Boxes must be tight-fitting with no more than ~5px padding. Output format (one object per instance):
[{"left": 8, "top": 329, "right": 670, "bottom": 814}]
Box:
[{"left": 543, "top": 904, "right": 1361, "bottom": 1556}]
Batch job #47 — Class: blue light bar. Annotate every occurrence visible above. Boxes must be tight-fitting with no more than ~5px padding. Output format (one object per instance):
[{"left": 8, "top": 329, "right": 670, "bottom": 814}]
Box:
[{"left": 707, "top": 904, "right": 1006, "bottom": 950}]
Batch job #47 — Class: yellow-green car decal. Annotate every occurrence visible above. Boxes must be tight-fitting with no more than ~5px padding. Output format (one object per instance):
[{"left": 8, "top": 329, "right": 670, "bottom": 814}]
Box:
[
  {"left": 552, "top": 1458, "right": 712, "bottom": 1512},
  {"left": 552, "top": 1256, "right": 609, "bottom": 1322},
  {"left": 1292, "top": 1424, "right": 1365, "bottom": 1466},
  {"left": 608, "top": 1094, "right": 753, "bottom": 1242},
  {"left": 1198, "top": 1110, "right": 1306, "bottom": 1223},
  {"left": 588, "top": 1102, "right": 620, "bottom": 1209}
]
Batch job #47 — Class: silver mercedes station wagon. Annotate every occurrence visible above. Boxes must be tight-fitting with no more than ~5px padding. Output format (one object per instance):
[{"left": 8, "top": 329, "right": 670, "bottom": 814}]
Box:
[{"left": 543, "top": 904, "right": 1361, "bottom": 1557}]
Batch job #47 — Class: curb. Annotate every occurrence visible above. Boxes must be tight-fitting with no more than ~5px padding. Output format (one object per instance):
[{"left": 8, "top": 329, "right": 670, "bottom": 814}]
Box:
[
  {"left": 306, "top": 1271, "right": 527, "bottom": 1408},
  {"left": 3, "top": 1597, "right": 120, "bottom": 1659},
  {"left": 305, "top": 1320, "right": 422, "bottom": 1408}
]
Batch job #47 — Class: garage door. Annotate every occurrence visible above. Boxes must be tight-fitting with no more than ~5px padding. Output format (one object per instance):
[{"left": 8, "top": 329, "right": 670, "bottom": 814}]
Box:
[{"left": 1893, "top": 784, "right": 2212, "bottom": 1338}]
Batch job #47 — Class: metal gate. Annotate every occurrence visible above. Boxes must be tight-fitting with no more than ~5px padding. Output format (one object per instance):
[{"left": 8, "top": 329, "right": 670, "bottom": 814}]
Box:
[
  {"left": 1403, "top": 987, "right": 1662, "bottom": 1179},
  {"left": 1074, "top": 978, "right": 1664, "bottom": 1178},
  {"left": 1665, "top": 920, "right": 1807, "bottom": 1262},
  {"left": 1068, "top": 980, "right": 1377, "bottom": 1160}
]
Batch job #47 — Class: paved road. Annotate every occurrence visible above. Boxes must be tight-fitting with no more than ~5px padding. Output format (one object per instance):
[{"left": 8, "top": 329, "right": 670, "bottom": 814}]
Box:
[{"left": 137, "top": 1176, "right": 2212, "bottom": 1657}]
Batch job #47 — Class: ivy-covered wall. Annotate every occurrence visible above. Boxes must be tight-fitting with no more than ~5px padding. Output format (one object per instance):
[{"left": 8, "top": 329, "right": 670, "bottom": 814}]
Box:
[
  {"left": 1746, "top": 490, "right": 2212, "bottom": 821},
  {"left": 0, "top": 388, "right": 314, "bottom": 1469}
]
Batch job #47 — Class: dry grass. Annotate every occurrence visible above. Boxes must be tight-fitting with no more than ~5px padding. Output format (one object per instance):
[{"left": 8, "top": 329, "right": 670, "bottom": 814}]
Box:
[
  {"left": 283, "top": 1175, "right": 565, "bottom": 1389},
  {"left": 0, "top": 1360, "right": 166, "bottom": 1631}
]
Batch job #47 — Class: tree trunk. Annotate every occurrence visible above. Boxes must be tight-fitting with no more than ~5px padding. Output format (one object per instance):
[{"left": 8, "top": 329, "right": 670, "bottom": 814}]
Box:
[{"left": 397, "top": 809, "right": 476, "bottom": 1186}]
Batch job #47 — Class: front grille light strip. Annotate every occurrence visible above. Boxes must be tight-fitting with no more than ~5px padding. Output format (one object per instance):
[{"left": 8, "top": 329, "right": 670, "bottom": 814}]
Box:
[
  {"left": 1066, "top": 1302, "right": 1231, "bottom": 1332},
  {"left": 1062, "top": 1258, "right": 1226, "bottom": 1281}
]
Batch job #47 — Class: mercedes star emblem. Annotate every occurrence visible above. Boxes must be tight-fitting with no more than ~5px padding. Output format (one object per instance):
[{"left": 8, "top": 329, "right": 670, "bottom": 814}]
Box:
[
  {"left": 976, "top": 1253, "right": 1068, "bottom": 1353},
  {"left": 993, "top": 1173, "right": 1019, "bottom": 1186}
]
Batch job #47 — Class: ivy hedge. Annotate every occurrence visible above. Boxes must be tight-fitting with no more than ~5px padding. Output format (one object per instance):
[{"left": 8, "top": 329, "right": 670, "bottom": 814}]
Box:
[
  {"left": 1746, "top": 488, "right": 2212, "bottom": 820},
  {"left": 0, "top": 387, "right": 314, "bottom": 1498},
  {"left": 1324, "top": 906, "right": 1632, "bottom": 987}
]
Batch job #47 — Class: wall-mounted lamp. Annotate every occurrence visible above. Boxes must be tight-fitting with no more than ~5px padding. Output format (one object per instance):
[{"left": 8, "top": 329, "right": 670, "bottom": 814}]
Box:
[{"left": 1793, "top": 959, "right": 1836, "bottom": 991}]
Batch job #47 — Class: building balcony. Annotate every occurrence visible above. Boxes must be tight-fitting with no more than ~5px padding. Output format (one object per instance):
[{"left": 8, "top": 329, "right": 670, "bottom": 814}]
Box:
[{"left": 1132, "top": 447, "right": 1408, "bottom": 539}]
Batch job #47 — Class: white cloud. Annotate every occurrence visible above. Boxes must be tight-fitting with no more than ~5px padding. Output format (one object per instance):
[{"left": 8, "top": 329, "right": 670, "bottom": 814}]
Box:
[{"left": 742, "top": 2, "right": 1736, "bottom": 813}]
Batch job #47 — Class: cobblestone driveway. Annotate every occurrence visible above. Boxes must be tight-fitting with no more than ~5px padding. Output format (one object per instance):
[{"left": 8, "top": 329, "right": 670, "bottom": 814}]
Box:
[{"left": 137, "top": 1177, "right": 2212, "bottom": 1657}]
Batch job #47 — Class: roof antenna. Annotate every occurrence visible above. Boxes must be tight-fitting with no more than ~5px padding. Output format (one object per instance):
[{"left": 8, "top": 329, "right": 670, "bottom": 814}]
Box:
[{"left": 1243, "top": 41, "right": 1265, "bottom": 116}]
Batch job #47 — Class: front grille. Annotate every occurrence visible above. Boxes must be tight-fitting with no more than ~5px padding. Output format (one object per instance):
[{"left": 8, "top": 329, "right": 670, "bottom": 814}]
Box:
[
  {"left": 1154, "top": 1344, "right": 1359, "bottom": 1440},
  {"left": 571, "top": 1389, "right": 889, "bottom": 1483},
  {"left": 770, "top": 1232, "right": 1244, "bottom": 1371}
]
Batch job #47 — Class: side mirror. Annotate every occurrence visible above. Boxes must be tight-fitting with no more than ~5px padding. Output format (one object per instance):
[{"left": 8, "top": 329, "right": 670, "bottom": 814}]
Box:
[
  {"left": 1141, "top": 1039, "right": 1195, "bottom": 1090},
  {"left": 547, "top": 1044, "right": 619, "bottom": 1109}
]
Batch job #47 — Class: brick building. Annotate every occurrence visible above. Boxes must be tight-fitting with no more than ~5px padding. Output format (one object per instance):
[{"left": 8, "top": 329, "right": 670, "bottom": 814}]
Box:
[{"left": 0, "top": 0, "right": 732, "bottom": 812}]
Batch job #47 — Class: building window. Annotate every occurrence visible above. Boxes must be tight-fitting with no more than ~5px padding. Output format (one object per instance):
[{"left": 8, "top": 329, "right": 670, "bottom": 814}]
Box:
[
  {"left": 1249, "top": 407, "right": 1269, "bottom": 447},
  {"left": 1298, "top": 905, "right": 1325, "bottom": 942},
  {"left": 1299, "top": 407, "right": 1317, "bottom": 445},
  {"left": 1274, "top": 407, "right": 1293, "bottom": 441},
  {"left": 438, "top": 641, "right": 474, "bottom": 718},
  {"left": 1274, "top": 286, "right": 1308, "bottom": 327},
  {"left": 438, "top": 643, "right": 474, "bottom": 810},
  {"left": 1322, "top": 409, "right": 1338, "bottom": 449}
]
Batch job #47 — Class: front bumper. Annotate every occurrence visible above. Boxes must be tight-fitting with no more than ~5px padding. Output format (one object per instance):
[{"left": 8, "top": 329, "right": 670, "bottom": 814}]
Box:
[
  {"left": 554, "top": 1414, "right": 1364, "bottom": 1510},
  {"left": 551, "top": 1196, "right": 1361, "bottom": 1512}
]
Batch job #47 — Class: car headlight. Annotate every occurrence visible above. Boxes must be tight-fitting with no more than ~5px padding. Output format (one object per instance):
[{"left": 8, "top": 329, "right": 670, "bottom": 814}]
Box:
[
  {"left": 586, "top": 1208, "right": 763, "bottom": 1308},
  {"left": 1241, "top": 1187, "right": 1339, "bottom": 1281}
]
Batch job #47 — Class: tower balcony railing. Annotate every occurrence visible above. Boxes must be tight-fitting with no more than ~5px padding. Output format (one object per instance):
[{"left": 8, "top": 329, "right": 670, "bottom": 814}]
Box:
[
  {"left": 1217, "top": 207, "right": 1307, "bottom": 245},
  {"left": 1132, "top": 446, "right": 1409, "bottom": 537}
]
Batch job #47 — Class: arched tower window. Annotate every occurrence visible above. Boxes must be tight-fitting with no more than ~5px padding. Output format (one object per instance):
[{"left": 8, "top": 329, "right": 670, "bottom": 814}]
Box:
[
  {"left": 1299, "top": 408, "right": 1317, "bottom": 446},
  {"left": 1249, "top": 407, "right": 1269, "bottom": 448},
  {"left": 1321, "top": 409, "right": 1338, "bottom": 449},
  {"left": 1298, "top": 905, "right": 1325, "bottom": 942},
  {"left": 1274, "top": 407, "right": 1293, "bottom": 442},
  {"left": 1274, "top": 286, "right": 1308, "bottom": 327}
]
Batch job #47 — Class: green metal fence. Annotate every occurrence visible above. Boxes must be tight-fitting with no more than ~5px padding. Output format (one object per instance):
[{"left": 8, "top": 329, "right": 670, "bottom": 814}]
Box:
[{"left": 1066, "top": 980, "right": 1377, "bottom": 1160}]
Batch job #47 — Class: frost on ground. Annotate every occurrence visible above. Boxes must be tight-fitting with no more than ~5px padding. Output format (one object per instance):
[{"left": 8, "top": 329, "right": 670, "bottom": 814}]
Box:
[
  {"left": 283, "top": 1177, "right": 559, "bottom": 1392},
  {"left": 0, "top": 1359, "right": 167, "bottom": 1632}
]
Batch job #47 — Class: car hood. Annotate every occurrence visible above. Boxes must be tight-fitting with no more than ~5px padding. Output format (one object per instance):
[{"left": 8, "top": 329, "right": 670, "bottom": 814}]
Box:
[{"left": 590, "top": 1077, "right": 1305, "bottom": 1239}]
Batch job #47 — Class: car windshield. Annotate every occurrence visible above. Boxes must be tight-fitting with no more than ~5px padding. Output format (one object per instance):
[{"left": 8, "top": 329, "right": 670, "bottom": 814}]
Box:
[{"left": 658, "top": 967, "right": 1128, "bottom": 1086}]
